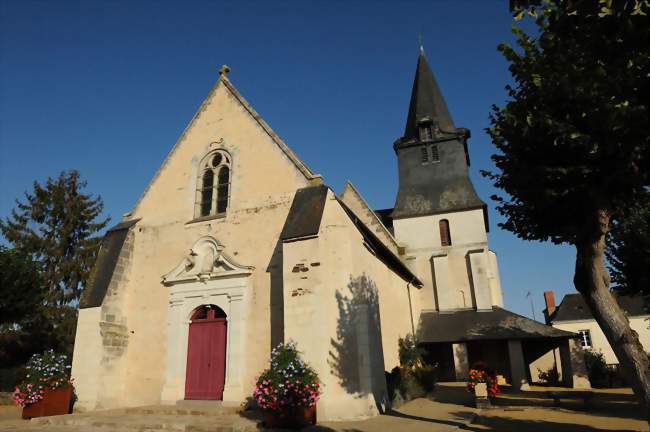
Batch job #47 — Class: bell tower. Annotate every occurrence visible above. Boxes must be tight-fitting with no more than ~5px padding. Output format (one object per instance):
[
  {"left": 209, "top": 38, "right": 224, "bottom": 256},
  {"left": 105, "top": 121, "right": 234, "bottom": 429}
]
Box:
[
  {"left": 392, "top": 48, "right": 486, "bottom": 221},
  {"left": 391, "top": 48, "right": 502, "bottom": 312}
]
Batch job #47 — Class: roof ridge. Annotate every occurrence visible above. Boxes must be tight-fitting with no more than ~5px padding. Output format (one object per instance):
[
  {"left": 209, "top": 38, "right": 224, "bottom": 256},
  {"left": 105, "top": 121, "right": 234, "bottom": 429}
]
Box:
[{"left": 220, "top": 78, "right": 322, "bottom": 183}]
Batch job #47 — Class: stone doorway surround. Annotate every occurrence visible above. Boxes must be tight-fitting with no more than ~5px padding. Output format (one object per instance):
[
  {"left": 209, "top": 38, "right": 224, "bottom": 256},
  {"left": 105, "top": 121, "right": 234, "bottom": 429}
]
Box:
[{"left": 160, "top": 236, "right": 253, "bottom": 404}]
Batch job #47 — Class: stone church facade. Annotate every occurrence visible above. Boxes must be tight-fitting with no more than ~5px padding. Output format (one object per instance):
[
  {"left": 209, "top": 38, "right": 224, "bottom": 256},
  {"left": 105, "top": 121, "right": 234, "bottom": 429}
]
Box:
[{"left": 71, "top": 51, "right": 583, "bottom": 421}]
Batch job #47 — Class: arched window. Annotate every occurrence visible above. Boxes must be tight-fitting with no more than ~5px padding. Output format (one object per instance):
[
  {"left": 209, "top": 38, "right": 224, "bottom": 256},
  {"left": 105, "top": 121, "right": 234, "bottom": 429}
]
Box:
[
  {"left": 195, "top": 150, "right": 231, "bottom": 218},
  {"left": 439, "top": 219, "right": 451, "bottom": 246}
]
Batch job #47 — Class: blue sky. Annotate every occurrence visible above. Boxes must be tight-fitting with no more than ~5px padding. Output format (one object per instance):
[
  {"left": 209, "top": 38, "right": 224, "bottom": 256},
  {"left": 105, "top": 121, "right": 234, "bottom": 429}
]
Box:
[{"left": 0, "top": 0, "right": 576, "bottom": 319}]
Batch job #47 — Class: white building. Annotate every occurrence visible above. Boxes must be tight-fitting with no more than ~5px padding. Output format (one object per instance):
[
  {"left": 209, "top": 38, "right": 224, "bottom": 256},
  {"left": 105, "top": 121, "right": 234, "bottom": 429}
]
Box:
[{"left": 544, "top": 291, "right": 650, "bottom": 365}]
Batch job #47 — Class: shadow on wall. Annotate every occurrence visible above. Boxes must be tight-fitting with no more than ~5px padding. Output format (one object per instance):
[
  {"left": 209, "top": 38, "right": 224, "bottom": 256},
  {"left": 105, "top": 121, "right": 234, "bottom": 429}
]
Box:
[{"left": 328, "top": 274, "right": 388, "bottom": 413}]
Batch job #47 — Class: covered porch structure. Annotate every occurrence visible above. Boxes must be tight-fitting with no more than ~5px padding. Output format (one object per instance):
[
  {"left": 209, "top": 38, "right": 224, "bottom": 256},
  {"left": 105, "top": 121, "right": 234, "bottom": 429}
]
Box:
[{"left": 417, "top": 307, "right": 590, "bottom": 390}]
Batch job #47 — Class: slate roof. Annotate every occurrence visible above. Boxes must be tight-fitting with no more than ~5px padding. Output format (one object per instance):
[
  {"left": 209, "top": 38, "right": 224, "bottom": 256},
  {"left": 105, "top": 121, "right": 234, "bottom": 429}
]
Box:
[
  {"left": 551, "top": 293, "right": 649, "bottom": 323},
  {"left": 80, "top": 219, "right": 140, "bottom": 309},
  {"left": 417, "top": 307, "right": 575, "bottom": 344},
  {"left": 280, "top": 185, "right": 329, "bottom": 241},
  {"left": 403, "top": 49, "right": 456, "bottom": 140},
  {"left": 280, "top": 185, "right": 422, "bottom": 286}
]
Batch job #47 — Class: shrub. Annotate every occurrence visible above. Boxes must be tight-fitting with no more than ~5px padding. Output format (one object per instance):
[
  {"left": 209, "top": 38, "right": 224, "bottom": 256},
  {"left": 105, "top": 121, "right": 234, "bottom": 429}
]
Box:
[
  {"left": 253, "top": 341, "right": 321, "bottom": 411},
  {"left": 537, "top": 365, "right": 560, "bottom": 385},
  {"left": 389, "top": 335, "right": 437, "bottom": 404},
  {"left": 12, "top": 350, "right": 72, "bottom": 407},
  {"left": 0, "top": 367, "right": 26, "bottom": 392},
  {"left": 584, "top": 350, "right": 610, "bottom": 388}
]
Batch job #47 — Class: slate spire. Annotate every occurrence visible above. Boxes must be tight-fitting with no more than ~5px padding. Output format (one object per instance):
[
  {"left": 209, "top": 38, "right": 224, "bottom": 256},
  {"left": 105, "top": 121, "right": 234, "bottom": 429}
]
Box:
[
  {"left": 391, "top": 50, "right": 487, "bottom": 225},
  {"left": 403, "top": 48, "right": 455, "bottom": 141}
]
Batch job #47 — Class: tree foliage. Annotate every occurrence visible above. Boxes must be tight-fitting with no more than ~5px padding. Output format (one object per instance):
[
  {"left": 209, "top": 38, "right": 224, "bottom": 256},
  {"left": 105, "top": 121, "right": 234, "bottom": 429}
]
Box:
[
  {"left": 0, "top": 246, "right": 42, "bottom": 325},
  {"left": 607, "top": 190, "right": 650, "bottom": 294},
  {"left": 487, "top": 0, "right": 650, "bottom": 418},
  {"left": 485, "top": 0, "right": 648, "bottom": 244},
  {"left": 0, "top": 170, "right": 109, "bottom": 306}
]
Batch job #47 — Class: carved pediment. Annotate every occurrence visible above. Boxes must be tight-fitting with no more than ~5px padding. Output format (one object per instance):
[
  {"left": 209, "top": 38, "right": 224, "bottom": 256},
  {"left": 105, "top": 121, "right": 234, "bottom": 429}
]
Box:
[{"left": 162, "top": 236, "right": 254, "bottom": 285}]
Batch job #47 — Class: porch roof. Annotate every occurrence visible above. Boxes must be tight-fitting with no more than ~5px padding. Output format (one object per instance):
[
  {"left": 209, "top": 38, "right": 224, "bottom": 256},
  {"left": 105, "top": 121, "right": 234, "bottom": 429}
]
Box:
[{"left": 417, "top": 306, "right": 576, "bottom": 344}]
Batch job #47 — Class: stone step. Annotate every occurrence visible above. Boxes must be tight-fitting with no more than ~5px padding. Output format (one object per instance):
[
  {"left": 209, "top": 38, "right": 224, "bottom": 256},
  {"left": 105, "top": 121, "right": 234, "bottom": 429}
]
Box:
[
  {"left": 123, "top": 404, "right": 239, "bottom": 416},
  {"left": 30, "top": 411, "right": 258, "bottom": 432}
]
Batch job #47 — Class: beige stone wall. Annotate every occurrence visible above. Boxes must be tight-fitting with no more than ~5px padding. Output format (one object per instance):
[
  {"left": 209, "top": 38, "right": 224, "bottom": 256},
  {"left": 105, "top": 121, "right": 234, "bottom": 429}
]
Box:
[
  {"left": 72, "top": 76, "right": 316, "bottom": 410},
  {"left": 71, "top": 228, "right": 135, "bottom": 411},
  {"left": 393, "top": 209, "right": 503, "bottom": 312},
  {"left": 282, "top": 191, "right": 417, "bottom": 420}
]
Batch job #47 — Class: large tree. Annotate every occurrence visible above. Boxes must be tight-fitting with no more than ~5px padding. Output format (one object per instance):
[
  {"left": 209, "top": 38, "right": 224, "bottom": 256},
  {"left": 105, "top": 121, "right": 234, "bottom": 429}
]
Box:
[
  {"left": 1, "top": 170, "right": 109, "bottom": 307},
  {"left": 486, "top": 0, "right": 650, "bottom": 418}
]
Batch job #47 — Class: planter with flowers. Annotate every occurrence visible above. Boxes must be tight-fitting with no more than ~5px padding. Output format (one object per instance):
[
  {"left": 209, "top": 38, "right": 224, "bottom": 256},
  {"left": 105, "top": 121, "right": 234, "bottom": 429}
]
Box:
[
  {"left": 253, "top": 341, "right": 321, "bottom": 429},
  {"left": 12, "top": 350, "right": 74, "bottom": 419},
  {"left": 466, "top": 361, "right": 498, "bottom": 408}
]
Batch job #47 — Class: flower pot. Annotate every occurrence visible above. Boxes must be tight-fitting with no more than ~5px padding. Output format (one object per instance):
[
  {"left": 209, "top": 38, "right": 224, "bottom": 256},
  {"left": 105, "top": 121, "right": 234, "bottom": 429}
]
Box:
[
  {"left": 263, "top": 405, "right": 317, "bottom": 429},
  {"left": 22, "top": 386, "right": 73, "bottom": 419},
  {"left": 474, "top": 383, "right": 491, "bottom": 409}
]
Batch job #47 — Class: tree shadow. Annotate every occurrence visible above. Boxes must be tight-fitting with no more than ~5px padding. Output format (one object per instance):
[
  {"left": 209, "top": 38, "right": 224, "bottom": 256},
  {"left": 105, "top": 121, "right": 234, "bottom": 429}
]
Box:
[
  {"left": 327, "top": 274, "right": 387, "bottom": 413},
  {"left": 454, "top": 411, "right": 643, "bottom": 432},
  {"left": 430, "top": 383, "right": 476, "bottom": 407}
]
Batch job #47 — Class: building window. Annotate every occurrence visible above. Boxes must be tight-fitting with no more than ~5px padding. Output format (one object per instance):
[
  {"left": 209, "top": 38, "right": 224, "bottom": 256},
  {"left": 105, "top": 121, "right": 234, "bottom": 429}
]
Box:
[
  {"left": 419, "top": 124, "right": 433, "bottom": 141},
  {"left": 430, "top": 144, "right": 439, "bottom": 162},
  {"left": 195, "top": 150, "right": 231, "bottom": 218},
  {"left": 439, "top": 219, "right": 451, "bottom": 246},
  {"left": 578, "top": 330, "right": 592, "bottom": 348}
]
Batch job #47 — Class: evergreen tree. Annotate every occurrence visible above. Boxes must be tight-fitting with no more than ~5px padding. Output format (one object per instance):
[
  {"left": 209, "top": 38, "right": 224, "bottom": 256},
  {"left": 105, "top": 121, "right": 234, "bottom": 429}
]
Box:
[
  {"left": 0, "top": 170, "right": 109, "bottom": 307},
  {"left": 486, "top": 0, "right": 650, "bottom": 418}
]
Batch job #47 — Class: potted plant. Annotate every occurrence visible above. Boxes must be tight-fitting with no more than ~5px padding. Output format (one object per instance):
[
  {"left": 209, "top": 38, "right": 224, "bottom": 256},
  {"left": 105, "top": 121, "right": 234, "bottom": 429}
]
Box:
[
  {"left": 12, "top": 350, "right": 74, "bottom": 419},
  {"left": 466, "top": 361, "right": 498, "bottom": 408},
  {"left": 253, "top": 341, "right": 321, "bottom": 429}
]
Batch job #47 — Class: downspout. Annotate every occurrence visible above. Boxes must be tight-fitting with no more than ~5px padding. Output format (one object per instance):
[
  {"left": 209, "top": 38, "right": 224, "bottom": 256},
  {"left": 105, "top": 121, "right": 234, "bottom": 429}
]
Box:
[{"left": 407, "top": 278, "right": 416, "bottom": 336}]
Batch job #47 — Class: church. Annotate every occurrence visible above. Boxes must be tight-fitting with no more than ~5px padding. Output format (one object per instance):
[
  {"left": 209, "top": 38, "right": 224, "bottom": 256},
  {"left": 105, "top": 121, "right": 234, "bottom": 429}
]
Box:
[{"left": 71, "top": 50, "right": 586, "bottom": 421}]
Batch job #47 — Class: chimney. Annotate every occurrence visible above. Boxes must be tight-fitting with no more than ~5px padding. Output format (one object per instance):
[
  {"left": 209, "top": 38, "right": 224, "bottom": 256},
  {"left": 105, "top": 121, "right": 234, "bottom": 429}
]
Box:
[{"left": 544, "top": 291, "right": 556, "bottom": 324}]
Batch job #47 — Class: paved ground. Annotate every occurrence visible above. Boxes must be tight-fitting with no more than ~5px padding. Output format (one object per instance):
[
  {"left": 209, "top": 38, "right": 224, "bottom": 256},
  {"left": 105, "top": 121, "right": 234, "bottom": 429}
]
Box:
[{"left": 0, "top": 383, "right": 647, "bottom": 431}]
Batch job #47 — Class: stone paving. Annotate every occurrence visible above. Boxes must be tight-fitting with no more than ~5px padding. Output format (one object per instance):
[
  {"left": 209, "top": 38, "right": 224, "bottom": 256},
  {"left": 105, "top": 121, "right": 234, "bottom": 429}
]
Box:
[{"left": 0, "top": 383, "right": 647, "bottom": 431}]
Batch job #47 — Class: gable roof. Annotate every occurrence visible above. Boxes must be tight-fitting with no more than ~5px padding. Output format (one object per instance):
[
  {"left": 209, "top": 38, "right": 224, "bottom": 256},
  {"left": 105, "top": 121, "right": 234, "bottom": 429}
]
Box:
[
  {"left": 551, "top": 293, "right": 649, "bottom": 322},
  {"left": 280, "top": 185, "right": 422, "bottom": 286},
  {"left": 129, "top": 73, "right": 322, "bottom": 216},
  {"left": 418, "top": 307, "right": 576, "bottom": 344}
]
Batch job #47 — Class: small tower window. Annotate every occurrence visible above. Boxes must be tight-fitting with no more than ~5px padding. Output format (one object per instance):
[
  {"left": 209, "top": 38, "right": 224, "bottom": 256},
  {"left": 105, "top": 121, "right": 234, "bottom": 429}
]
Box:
[
  {"left": 419, "top": 124, "right": 433, "bottom": 141},
  {"left": 430, "top": 144, "right": 440, "bottom": 162},
  {"left": 420, "top": 146, "right": 429, "bottom": 164},
  {"left": 195, "top": 149, "right": 231, "bottom": 218},
  {"left": 439, "top": 219, "right": 451, "bottom": 246}
]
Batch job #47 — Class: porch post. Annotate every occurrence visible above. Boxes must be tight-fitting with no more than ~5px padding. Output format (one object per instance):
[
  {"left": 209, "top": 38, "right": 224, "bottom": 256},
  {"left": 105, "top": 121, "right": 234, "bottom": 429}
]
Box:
[
  {"left": 507, "top": 340, "right": 530, "bottom": 391},
  {"left": 453, "top": 343, "right": 469, "bottom": 381},
  {"left": 559, "top": 338, "right": 591, "bottom": 389}
]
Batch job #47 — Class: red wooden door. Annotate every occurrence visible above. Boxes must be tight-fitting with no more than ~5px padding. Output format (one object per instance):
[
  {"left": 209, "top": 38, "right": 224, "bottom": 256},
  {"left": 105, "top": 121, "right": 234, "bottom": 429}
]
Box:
[{"left": 185, "top": 306, "right": 227, "bottom": 400}]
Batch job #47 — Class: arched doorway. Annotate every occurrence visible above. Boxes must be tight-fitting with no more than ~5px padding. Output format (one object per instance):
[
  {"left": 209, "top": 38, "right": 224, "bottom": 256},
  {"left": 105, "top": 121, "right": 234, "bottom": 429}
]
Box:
[{"left": 184, "top": 305, "right": 227, "bottom": 400}]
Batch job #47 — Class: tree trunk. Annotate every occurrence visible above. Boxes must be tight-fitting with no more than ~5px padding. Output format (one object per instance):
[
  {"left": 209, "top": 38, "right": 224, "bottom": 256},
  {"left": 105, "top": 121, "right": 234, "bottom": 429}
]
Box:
[{"left": 574, "top": 209, "right": 650, "bottom": 423}]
